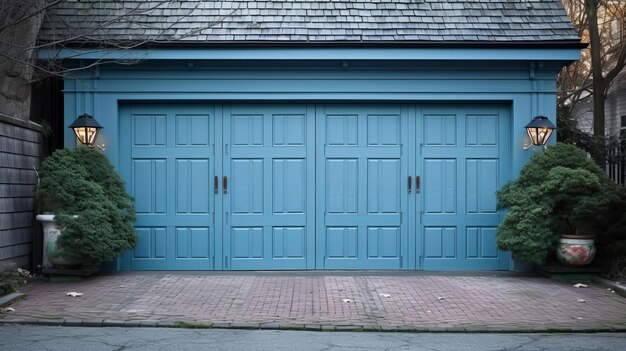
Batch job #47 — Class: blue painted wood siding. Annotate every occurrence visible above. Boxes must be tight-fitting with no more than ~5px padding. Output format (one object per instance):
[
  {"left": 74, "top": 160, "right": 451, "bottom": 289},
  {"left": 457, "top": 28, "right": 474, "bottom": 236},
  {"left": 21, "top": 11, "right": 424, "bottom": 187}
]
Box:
[{"left": 62, "top": 57, "right": 570, "bottom": 271}]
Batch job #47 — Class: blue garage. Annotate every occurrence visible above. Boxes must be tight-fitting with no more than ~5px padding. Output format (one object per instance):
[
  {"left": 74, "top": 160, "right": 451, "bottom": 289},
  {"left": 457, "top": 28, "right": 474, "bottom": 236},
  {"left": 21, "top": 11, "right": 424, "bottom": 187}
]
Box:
[{"left": 40, "top": 0, "right": 582, "bottom": 270}]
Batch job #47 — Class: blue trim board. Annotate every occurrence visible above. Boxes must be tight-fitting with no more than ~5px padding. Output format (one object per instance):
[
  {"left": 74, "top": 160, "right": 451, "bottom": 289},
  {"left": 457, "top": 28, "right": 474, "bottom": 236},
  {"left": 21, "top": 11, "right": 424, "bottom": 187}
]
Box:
[{"left": 42, "top": 47, "right": 580, "bottom": 62}]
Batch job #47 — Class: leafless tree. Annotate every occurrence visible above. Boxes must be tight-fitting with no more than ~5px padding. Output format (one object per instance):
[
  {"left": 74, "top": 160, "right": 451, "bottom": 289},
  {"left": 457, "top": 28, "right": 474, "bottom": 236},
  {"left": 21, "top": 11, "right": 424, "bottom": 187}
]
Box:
[
  {"left": 0, "top": 0, "right": 232, "bottom": 122},
  {"left": 559, "top": 0, "right": 626, "bottom": 164}
]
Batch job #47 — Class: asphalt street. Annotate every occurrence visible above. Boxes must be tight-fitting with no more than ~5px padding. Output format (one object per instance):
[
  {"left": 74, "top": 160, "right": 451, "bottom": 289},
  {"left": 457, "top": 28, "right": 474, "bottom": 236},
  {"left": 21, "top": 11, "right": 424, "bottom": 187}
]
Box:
[{"left": 0, "top": 325, "right": 624, "bottom": 351}]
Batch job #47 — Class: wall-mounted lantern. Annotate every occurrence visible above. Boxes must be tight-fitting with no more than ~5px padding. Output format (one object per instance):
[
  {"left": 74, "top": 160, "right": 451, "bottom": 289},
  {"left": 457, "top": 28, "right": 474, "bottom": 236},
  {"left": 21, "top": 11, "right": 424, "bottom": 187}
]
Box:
[
  {"left": 68, "top": 113, "right": 103, "bottom": 148},
  {"left": 524, "top": 115, "right": 556, "bottom": 149}
]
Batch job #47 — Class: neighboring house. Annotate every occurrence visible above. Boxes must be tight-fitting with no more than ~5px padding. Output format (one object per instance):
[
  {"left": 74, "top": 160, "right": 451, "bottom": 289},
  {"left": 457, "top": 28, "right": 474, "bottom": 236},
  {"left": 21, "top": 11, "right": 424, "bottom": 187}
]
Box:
[
  {"left": 38, "top": 0, "right": 581, "bottom": 271},
  {"left": 572, "top": 69, "right": 626, "bottom": 137},
  {"left": 571, "top": 69, "right": 626, "bottom": 184}
]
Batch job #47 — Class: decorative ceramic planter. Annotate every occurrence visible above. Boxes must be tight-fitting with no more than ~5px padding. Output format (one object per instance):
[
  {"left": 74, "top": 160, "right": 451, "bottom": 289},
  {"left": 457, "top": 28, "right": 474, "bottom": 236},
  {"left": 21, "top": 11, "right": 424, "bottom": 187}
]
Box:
[
  {"left": 36, "top": 214, "right": 81, "bottom": 268},
  {"left": 556, "top": 234, "right": 596, "bottom": 267}
]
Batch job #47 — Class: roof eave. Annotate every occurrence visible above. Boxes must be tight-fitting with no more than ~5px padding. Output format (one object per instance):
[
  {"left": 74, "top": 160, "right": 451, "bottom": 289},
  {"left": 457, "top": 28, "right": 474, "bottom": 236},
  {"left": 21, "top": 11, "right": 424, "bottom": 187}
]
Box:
[{"left": 42, "top": 39, "right": 587, "bottom": 50}]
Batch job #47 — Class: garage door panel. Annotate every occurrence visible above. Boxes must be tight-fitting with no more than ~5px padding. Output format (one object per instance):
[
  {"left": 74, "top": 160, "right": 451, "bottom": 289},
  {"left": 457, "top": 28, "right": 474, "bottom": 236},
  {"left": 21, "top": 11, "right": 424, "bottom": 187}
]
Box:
[
  {"left": 272, "top": 159, "right": 306, "bottom": 214},
  {"left": 466, "top": 227, "right": 499, "bottom": 259},
  {"left": 273, "top": 227, "right": 305, "bottom": 258},
  {"left": 133, "top": 114, "right": 166, "bottom": 146},
  {"left": 317, "top": 105, "right": 407, "bottom": 269},
  {"left": 326, "top": 227, "right": 358, "bottom": 258},
  {"left": 122, "top": 105, "right": 216, "bottom": 270},
  {"left": 326, "top": 159, "right": 358, "bottom": 214},
  {"left": 424, "top": 114, "right": 456, "bottom": 146},
  {"left": 231, "top": 227, "right": 263, "bottom": 259},
  {"left": 134, "top": 227, "right": 167, "bottom": 259},
  {"left": 465, "top": 114, "right": 498, "bottom": 146},
  {"left": 466, "top": 159, "right": 498, "bottom": 214},
  {"left": 424, "top": 227, "right": 457, "bottom": 259},
  {"left": 367, "top": 227, "right": 400, "bottom": 258},
  {"left": 367, "top": 159, "right": 400, "bottom": 214},
  {"left": 224, "top": 105, "right": 315, "bottom": 270},
  {"left": 423, "top": 159, "right": 457, "bottom": 214},
  {"left": 231, "top": 159, "right": 264, "bottom": 214},
  {"left": 367, "top": 114, "right": 401, "bottom": 146},
  {"left": 326, "top": 114, "right": 358, "bottom": 145},
  {"left": 175, "top": 159, "right": 211, "bottom": 214},
  {"left": 132, "top": 159, "right": 166, "bottom": 214},
  {"left": 175, "top": 115, "right": 211, "bottom": 146},
  {"left": 176, "top": 227, "right": 211, "bottom": 259},
  {"left": 232, "top": 114, "right": 263, "bottom": 145},
  {"left": 419, "top": 105, "right": 508, "bottom": 270},
  {"left": 273, "top": 114, "right": 306, "bottom": 146}
]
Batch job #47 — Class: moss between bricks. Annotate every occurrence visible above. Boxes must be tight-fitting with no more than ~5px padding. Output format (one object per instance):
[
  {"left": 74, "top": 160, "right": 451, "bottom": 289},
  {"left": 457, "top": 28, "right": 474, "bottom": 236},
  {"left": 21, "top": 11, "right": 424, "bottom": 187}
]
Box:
[{"left": 174, "top": 321, "right": 214, "bottom": 329}]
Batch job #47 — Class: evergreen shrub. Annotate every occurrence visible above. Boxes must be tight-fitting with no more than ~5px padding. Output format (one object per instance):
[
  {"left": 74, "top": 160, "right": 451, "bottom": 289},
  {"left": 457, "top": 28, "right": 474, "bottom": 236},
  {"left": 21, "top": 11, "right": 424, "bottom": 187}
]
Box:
[
  {"left": 496, "top": 143, "right": 626, "bottom": 266},
  {"left": 35, "top": 147, "right": 137, "bottom": 264}
]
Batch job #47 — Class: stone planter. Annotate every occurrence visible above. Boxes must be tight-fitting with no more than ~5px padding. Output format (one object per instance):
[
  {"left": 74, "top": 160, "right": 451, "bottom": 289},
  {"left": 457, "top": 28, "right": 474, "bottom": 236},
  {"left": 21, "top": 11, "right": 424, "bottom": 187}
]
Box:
[
  {"left": 36, "top": 214, "right": 81, "bottom": 268},
  {"left": 556, "top": 234, "right": 596, "bottom": 267}
]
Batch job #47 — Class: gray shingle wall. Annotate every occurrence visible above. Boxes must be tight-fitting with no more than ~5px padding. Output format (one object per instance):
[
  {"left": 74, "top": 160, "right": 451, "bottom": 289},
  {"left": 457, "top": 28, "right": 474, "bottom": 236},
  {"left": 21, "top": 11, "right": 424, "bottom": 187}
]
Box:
[
  {"left": 0, "top": 119, "right": 42, "bottom": 272},
  {"left": 39, "top": 0, "right": 579, "bottom": 43}
]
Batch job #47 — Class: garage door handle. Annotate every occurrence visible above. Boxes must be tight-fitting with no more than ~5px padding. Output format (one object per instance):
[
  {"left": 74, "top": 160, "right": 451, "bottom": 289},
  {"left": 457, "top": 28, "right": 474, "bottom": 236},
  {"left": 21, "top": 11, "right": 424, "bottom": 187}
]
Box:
[
  {"left": 416, "top": 176, "right": 420, "bottom": 193},
  {"left": 407, "top": 176, "right": 412, "bottom": 193},
  {"left": 214, "top": 176, "right": 219, "bottom": 194},
  {"left": 223, "top": 176, "right": 228, "bottom": 194}
]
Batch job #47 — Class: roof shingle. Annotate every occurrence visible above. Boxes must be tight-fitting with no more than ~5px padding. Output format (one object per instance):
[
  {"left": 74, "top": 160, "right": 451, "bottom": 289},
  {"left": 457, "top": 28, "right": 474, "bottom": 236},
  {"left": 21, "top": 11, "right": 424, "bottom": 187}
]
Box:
[{"left": 39, "top": 0, "right": 580, "bottom": 44}]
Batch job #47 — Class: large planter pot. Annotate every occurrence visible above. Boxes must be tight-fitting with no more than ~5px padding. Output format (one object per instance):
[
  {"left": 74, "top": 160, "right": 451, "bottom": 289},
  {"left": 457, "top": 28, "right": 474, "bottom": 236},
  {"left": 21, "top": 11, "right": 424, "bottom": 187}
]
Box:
[
  {"left": 556, "top": 234, "right": 596, "bottom": 267},
  {"left": 36, "top": 214, "right": 82, "bottom": 268}
]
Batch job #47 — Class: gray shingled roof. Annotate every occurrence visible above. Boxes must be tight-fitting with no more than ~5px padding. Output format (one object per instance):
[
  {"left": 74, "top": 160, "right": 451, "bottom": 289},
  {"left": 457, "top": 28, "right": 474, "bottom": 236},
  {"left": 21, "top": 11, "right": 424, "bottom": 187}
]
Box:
[{"left": 39, "top": 0, "right": 579, "bottom": 44}]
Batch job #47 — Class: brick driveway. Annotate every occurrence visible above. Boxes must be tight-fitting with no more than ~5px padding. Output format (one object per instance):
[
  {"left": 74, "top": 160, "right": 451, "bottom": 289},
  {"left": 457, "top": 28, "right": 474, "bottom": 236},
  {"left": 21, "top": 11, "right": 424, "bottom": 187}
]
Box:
[{"left": 2, "top": 272, "right": 626, "bottom": 331}]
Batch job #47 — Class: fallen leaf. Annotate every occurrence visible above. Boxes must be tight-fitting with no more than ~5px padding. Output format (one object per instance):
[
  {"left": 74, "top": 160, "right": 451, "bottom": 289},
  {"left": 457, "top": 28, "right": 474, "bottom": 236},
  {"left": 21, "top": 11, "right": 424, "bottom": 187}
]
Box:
[
  {"left": 379, "top": 293, "right": 391, "bottom": 298},
  {"left": 577, "top": 299, "right": 586, "bottom": 303},
  {"left": 573, "top": 283, "right": 588, "bottom": 288},
  {"left": 0, "top": 307, "right": 15, "bottom": 313},
  {"left": 66, "top": 292, "right": 83, "bottom": 297}
]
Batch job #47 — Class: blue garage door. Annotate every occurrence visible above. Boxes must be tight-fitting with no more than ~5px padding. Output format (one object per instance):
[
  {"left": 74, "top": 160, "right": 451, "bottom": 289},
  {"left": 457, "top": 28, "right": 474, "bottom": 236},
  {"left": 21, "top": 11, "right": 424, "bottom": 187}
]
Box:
[
  {"left": 315, "top": 105, "right": 408, "bottom": 269},
  {"left": 222, "top": 105, "right": 316, "bottom": 269},
  {"left": 120, "top": 103, "right": 509, "bottom": 270},
  {"left": 417, "top": 105, "right": 511, "bottom": 270},
  {"left": 120, "top": 105, "right": 216, "bottom": 270}
]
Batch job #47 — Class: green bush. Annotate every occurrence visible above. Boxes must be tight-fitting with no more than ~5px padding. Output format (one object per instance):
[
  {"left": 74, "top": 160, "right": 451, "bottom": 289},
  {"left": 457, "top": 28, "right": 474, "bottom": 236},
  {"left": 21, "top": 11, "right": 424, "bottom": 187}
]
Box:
[
  {"left": 496, "top": 143, "right": 626, "bottom": 266},
  {"left": 36, "top": 147, "right": 137, "bottom": 264}
]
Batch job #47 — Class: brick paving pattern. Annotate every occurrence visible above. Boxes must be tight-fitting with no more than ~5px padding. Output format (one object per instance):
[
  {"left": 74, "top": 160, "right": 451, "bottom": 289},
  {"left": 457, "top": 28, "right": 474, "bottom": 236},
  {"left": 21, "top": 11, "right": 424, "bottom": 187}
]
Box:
[{"left": 2, "top": 273, "right": 626, "bottom": 330}]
